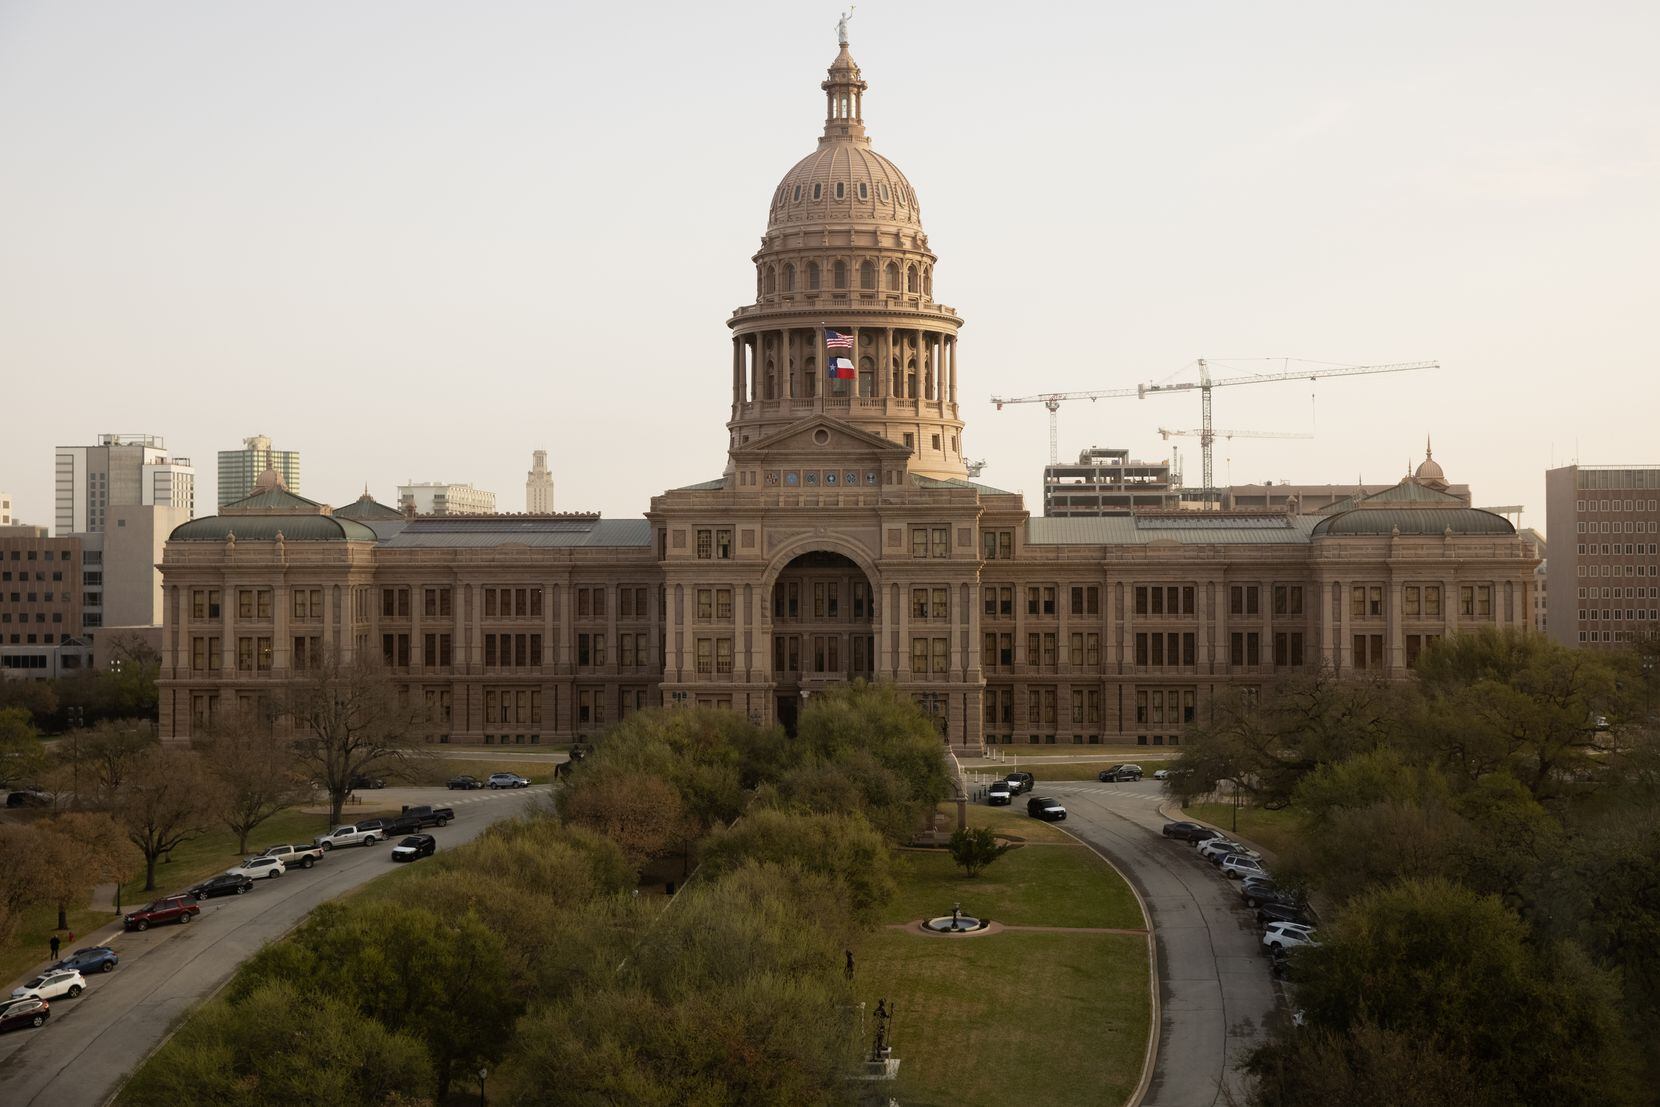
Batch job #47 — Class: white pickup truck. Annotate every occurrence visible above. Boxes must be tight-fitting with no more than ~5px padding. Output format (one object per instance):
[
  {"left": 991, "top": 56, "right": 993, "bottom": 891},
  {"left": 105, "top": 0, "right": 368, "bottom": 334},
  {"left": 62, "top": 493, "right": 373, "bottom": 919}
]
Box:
[
  {"left": 313, "top": 824, "right": 384, "bottom": 850},
  {"left": 260, "top": 842, "right": 326, "bottom": 869}
]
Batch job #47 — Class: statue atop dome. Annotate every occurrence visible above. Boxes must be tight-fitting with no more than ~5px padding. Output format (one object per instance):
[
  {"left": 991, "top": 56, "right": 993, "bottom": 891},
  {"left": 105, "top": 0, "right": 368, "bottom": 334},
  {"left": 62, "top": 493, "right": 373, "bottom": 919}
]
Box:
[{"left": 836, "top": 7, "right": 854, "bottom": 46}]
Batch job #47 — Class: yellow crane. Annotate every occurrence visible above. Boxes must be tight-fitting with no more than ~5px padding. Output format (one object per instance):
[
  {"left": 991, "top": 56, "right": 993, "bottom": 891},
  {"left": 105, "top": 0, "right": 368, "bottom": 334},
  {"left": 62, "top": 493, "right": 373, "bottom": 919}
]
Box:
[{"left": 991, "top": 358, "right": 1437, "bottom": 504}]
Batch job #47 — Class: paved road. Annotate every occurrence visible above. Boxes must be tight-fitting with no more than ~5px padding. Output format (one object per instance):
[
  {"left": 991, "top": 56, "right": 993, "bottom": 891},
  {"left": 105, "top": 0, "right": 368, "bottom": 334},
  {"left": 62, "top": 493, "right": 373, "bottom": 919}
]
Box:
[
  {"left": 1041, "top": 779, "right": 1278, "bottom": 1107},
  {"left": 0, "top": 785, "right": 551, "bottom": 1106}
]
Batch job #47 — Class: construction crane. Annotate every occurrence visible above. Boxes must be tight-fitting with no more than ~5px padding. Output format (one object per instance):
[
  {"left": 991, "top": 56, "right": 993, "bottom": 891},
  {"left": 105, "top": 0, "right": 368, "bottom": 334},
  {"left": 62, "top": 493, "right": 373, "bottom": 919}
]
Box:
[
  {"left": 1157, "top": 427, "right": 1313, "bottom": 442},
  {"left": 992, "top": 359, "right": 1436, "bottom": 503}
]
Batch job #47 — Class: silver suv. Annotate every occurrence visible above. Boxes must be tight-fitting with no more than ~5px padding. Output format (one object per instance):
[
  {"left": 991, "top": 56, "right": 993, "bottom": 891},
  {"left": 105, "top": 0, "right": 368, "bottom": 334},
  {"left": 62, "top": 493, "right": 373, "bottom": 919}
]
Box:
[{"left": 487, "top": 772, "right": 530, "bottom": 789}]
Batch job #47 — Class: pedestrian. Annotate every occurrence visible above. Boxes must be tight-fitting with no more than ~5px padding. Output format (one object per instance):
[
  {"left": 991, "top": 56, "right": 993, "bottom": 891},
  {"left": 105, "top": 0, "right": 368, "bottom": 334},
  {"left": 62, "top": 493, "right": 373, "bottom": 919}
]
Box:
[
  {"left": 49, "top": 935, "right": 60, "bottom": 961},
  {"left": 845, "top": 949, "right": 855, "bottom": 981}
]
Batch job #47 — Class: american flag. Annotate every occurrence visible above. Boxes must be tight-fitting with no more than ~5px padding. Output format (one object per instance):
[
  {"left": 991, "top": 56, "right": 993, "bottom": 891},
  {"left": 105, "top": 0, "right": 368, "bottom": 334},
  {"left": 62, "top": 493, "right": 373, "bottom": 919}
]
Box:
[{"left": 824, "top": 329, "right": 853, "bottom": 350}]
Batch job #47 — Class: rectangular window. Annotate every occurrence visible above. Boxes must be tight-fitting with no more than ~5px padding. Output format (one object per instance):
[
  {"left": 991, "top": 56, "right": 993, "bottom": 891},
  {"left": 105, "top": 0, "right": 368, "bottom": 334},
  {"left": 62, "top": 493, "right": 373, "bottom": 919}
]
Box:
[
  {"left": 716, "top": 530, "right": 732, "bottom": 559},
  {"left": 696, "top": 530, "right": 713, "bottom": 559},
  {"left": 716, "top": 588, "right": 732, "bottom": 619},
  {"left": 715, "top": 638, "right": 733, "bottom": 674},
  {"left": 931, "top": 526, "right": 949, "bottom": 558},
  {"left": 1425, "top": 585, "right": 1441, "bottom": 616},
  {"left": 912, "top": 637, "right": 930, "bottom": 673},
  {"left": 697, "top": 589, "right": 713, "bottom": 620},
  {"left": 1272, "top": 585, "right": 1303, "bottom": 616}
]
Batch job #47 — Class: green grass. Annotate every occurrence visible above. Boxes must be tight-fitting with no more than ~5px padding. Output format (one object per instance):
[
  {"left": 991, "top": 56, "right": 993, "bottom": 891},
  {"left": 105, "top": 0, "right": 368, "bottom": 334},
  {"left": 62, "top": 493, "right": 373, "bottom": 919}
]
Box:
[
  {"left": 1185, "top": 801, "right": 1303, "bottom": 856},
  {"left": 961, "top": 802, "right": 1074, "bottom": 843},
  {"left": 1, "top": 902, "right": 111, "bottom": 985},
  {"left": 984, "top": 759, "right": 1171, "bottom": 782},
  {"left": 859, "top": 930, "right": 1149, "bottom": 1107},
  {"left": 887, "top": 845, "right": 1143, "bottom": 930}
]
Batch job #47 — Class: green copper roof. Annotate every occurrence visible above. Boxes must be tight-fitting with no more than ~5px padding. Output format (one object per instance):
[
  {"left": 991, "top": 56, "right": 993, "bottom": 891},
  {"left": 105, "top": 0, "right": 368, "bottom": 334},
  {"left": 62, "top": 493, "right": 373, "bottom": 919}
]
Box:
[
  {"left": 220, "top": 487, "right": 328, "bottom": 514},
  {"left": 1312, "top": 507, "right": 1514, "bottom": 537},
  {"left": 169, "top": 515, "right": 378, "bottom": 542},
  {"left": 334, "top": 494, "right": 406, "bottom": 521}
]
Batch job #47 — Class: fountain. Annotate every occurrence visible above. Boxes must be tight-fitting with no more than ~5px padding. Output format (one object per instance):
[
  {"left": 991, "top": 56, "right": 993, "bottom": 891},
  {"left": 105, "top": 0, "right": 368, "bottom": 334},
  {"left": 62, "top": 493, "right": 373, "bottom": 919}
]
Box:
[{"left": 921, "top": 902, "right": 990, "bottom": 933}]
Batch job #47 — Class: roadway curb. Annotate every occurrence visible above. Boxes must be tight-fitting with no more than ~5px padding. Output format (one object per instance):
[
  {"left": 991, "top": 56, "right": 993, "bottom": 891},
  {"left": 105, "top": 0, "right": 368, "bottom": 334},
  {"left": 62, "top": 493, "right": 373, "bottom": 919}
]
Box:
[{"left": 1051, "top": 817, "right": 1161, "bottom": 1107}]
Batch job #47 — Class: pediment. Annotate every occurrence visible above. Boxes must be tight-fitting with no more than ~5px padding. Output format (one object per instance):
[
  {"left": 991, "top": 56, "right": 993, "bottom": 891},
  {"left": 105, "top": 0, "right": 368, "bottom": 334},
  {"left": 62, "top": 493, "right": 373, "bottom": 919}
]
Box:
[{"left": 731, "top": 415, "right": 911, "bottom": 464}]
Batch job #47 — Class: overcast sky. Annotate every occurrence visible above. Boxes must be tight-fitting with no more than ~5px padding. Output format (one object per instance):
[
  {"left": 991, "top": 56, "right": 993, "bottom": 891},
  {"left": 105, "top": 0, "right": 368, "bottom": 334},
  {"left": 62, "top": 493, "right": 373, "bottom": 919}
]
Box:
[{"left": 2, "top": 1, "right": 1656, "bottom": 530}]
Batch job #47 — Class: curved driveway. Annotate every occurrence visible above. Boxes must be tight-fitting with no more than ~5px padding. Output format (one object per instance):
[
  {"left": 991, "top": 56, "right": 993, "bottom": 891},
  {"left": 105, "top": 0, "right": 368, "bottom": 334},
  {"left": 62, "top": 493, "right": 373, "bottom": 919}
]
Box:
[
  {"left": 0, "top": 785, "right": 550, "bottom": 1106},
  {"left": 1045, "top": 779, "right": 1277, "bottom": 1107}
]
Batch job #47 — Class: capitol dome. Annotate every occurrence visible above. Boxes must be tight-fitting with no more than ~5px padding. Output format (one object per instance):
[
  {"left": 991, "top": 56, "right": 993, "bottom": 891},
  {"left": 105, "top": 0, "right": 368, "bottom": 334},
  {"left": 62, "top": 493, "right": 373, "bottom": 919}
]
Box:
[
  {"left": 764, "top": 44, "right": 923, "bottom": 232},
  {"left": 1413, "top": 438, "right": 1447, "bottom": 488}
]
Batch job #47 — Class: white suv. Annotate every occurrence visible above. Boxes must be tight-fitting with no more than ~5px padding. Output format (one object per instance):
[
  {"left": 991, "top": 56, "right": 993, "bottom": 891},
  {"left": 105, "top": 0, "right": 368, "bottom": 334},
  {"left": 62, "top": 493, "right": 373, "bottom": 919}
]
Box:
[
  {"left": 11, "top": 969, "right": 85, "bottom": 1001},
  {"left": 1220, "top": 855, "right": 1268, "bottom": 881},
  {"left": 1263, "top": 922, "right": 1318, "bottom": 951},
  {"left": 227, "top": 856, "right": 286, "bottom": 880},
  {"left": 487, "top": 772, "right": 530, "bottom": 789}
]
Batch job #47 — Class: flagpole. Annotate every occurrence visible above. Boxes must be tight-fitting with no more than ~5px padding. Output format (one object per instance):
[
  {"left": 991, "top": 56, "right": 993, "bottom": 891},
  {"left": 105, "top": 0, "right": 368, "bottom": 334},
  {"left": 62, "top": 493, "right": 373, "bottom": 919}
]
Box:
[{"left": 819, "top": 320, "right": 828, "bottom": 417}]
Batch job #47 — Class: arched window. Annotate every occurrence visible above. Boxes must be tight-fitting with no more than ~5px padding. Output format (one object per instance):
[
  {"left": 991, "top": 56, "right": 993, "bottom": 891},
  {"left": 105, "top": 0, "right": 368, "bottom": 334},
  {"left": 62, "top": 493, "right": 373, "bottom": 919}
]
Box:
[
  {"left": 763, "top": 266, "right": 776, "bottom": 294},
  {"left": 885, "top": 262, "right": 900, "bottom": 291},
  {"left": 858, "top": 356, "right": 875, "bottom": 397},
  {"left": 833, "top": 260, "right": 847, "bottom": 289},
  {"left": 907, "top": 265, "right": 919, "bottom": 293},
  {"left": 807, "top": 262, "right": 821, "bottom": 290},
  {"left": 764, "top": 362, "right": 777, "bottom": 401},
  {"left": 812, "top": 182, "right": 823, "bottom": 200},
  {"left": 923, "top": 266, "right": 933, "bottom": 296},
  {"left": 880, "top": 183, "right": 890, "bottom": 202},
  {"left": 784, "top": 263, "right": 795, "bottom": 292},
  {"left": 858, "top": 181, "right": 869, "bottom": 200},
  {"left": 804, "top": 357, "right": 817, "bottom": 397},
  {"left": 792, "top": 185, "right": 802, "bottom": 202},
  {"left": 859, "top": 260, "right": 875, "bottom": 290},
  {"left": 835, "top": 181, "right": 846, "bottom": 200}
]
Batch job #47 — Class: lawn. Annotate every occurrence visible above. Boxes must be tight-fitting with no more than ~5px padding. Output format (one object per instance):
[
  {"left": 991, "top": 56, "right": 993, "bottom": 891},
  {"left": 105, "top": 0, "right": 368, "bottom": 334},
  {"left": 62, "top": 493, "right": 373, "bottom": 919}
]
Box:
[
  {"left": 963, "top": 759, "right": 1171, "bottom": 783},
  {"left": 887, "top": 845, "right": 1143, "bottom": 930},
  {"left": 1185, "top": 801, "right": 1302, "bottom": 857},
  {"left": 400, "top": 757, "right": 556, "bottom": 787},
  {"left": 859, "top": 800, "right": 1151, "bottom": 1107}
]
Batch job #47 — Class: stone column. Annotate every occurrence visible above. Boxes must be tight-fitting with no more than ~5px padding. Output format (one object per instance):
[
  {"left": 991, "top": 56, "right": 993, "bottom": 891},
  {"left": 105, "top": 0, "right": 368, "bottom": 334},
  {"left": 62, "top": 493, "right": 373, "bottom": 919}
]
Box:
[{"left": 732, "top": 337, "right": 743, "bottom": 407}]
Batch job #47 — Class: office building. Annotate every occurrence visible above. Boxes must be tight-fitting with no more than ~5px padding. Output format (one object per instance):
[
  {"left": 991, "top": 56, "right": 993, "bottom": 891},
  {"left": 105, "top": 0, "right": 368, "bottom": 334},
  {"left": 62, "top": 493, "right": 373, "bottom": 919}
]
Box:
[
  {"left": 1545, "top": 465, "right": 1660, "bottom": 647},
  {"left": 218, "top": 435, "right": 301, "bottom": 507},
  {"left": 1, "top": 525, "right": 88, "bottom": 677},
  {"left": 56, "top": 434, "right": 195, "bottom": 534},
  {"left": 398, "top": 482, "right": 496, "bottom": 516}
]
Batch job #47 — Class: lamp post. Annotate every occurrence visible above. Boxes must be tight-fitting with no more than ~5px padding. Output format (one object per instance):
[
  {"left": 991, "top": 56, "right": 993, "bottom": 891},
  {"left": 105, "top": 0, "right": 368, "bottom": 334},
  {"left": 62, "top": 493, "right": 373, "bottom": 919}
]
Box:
[{"left": 477, "top": 1066, "right": 488, "bottom": 1106}]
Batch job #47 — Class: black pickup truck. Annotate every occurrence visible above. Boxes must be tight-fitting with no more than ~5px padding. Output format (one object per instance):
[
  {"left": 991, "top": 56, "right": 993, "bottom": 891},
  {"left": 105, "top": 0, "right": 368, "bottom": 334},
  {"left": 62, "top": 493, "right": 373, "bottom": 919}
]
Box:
[{"left": 385, "top": 804, "right": 453, "bottom": 835}]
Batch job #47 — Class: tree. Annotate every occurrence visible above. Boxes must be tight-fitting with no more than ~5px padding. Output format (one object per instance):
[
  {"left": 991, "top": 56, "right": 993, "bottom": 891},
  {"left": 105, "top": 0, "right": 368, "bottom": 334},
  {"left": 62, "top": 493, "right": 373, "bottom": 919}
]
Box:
[
  {"left": 793, "top": 681, "right": 953, "bottom": 837},
  {"left": 113, "top": 745, "right": 221, "bottom": 890},
  {"left": 560, "top": 771, "right": 685, "bottom": 869},
  {"left": 196, "top": 704, "right": 312, "bottom": 852},
  {"left": 0, "top": 824, "right": 50, "bottom": 943},
  {"left": 67, "top": 717, "right": 158, "bottom": 807},
  {"left": 699, "top": 808, "right": 897, "bottom": 923},
  {"left": 232, "top": 900, "right": 518, "bottom": 1102},
  {"left": 100, "top": 631, "right": 162, "bottom": 719},
  {"left": 0, "top": 706, "right": 48, "bottom": 785},
  {"left": 1269, "top": 878, "right": 1639, "bottom": 1105},
  {"left": 281, "top": 651, "right": 428, "bottom": 825},
  {"left": 119, "top": 981, "right": 433, "bottom": 1107},
  {"left": 948, "top": 825, "right": 1014, "bottom": 878},
  {"left": 1168, "top": 669, "right": 1403, "bottom": 810},
  {"left": 34, "top": 812, "right": 139, "bottom": 930}
]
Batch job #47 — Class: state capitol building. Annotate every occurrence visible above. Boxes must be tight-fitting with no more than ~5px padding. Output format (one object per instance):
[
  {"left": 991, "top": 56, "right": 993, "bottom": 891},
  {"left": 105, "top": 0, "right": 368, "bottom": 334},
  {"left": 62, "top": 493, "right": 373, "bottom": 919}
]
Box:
[{"left": 158, "top": 40, "right": 1540, "bottom": 752}]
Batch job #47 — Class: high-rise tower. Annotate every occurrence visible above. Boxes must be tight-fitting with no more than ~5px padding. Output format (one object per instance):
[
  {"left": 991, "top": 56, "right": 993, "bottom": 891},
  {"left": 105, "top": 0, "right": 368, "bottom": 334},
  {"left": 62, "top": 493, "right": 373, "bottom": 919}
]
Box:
[
  {"left": 526, "top": 450, "right": 555, "bottom": 513},
  {"left": 726, "top": 41, "right": 966, "bottom": 480}
]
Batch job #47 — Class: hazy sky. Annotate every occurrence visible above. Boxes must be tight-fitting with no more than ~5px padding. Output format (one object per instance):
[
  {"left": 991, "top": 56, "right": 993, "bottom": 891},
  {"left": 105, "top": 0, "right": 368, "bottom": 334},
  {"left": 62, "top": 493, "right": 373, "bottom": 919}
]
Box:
[{"left": 2, "top": 1, "right": 1656, "bottom": 530}]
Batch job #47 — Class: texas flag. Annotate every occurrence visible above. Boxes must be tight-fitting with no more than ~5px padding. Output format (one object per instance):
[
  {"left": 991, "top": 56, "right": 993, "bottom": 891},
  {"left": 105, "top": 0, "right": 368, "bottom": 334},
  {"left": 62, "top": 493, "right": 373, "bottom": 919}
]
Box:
[{"left": 828, "top": 357, "right": 856, "bottom": 380}]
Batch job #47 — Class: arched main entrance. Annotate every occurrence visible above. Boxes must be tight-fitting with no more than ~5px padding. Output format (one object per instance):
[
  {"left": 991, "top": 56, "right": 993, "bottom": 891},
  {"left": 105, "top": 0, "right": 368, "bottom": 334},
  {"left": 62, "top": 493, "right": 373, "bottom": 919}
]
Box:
[{"left": 770, "top": 551, "right": 875, "bottom": 734}]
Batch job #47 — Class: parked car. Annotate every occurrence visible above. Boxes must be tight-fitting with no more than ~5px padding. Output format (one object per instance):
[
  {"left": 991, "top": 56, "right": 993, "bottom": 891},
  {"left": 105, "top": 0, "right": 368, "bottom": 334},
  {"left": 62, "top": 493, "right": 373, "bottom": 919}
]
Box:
[
  {"left": 227, "top": 856, "right": 287, "bottom": 881},
  {"left": 1258, "top": 901, "right": 1319, "bottom": 928},
  {"left": 5, "top": 787, "right": 52, "bottom": 808},
  {"left": 1240, "top": 881, "right": 1299, "bottom": 909},
  {"left": 1096, "top": 764, "right": 1125, "bottom": 782},
  {"left": 986, "top": 780, "right": 1013, "bottom": 806},
  {"left": 315, "top": 824, "right": 384, "bottom": 850},
  {"left": 189, "top": 872, "right": 255, "bottom": 900},
  {"left": 1112, "top": 764, "right": 1145, "bottom": 781},
  {"left": 1152, "top": 769, "right": 1171, "bottom": 780},
  {"left": 0, "top": 996, "right": 49, "bottom": 1032},
  {"left": 391, "top": 834, "right": 437, "bottom": 862},
  {"left": 1162, "top": 821, "right": 1211, "bottom": 841},
  {"left": 350, "top": 774, "right": 386, "bottom": 789},
  {"left": 11, "top": 969, "right": 85, "bottom": 1001},
  {"left": 259, "top": 843, "right": 325, "bottom": 870},
  {"left": 1005, "top": 771, "right": 1035, "bottom": 795},
  {"left": 1197, "top": 838, "right": 1256, "bottom": 863},
  {"left": 447, "top": 775, "right": 485, "bottom": 790},
  {"left": 384, "top": 804, "right": 453, "bottom": 835},
  {"left": 1263, "top": 921, "right": 1318, "bottom": 951},
  {"left": 1220, "top": 855, "right": 1269, "bottom": 880},
  {"left": 1027, "top": 795, "right": 1067, "bottom": 821},
  {"left": 354, "top": 818, "right": 390, "bottom": 835},
  {"left": 125, "top": 895, "right": 200, "bottom": 931},
  {"left": 54, "top": 946, "right": 118, "bottom": 974},
  {"left": 488, "top": 772, "right": 531, "bottom": 789}
]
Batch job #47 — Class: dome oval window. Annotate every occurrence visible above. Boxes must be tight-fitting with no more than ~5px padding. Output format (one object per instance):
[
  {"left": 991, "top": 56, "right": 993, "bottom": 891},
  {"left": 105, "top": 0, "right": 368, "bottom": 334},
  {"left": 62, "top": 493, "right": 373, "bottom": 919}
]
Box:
[
  {"left": 793, "top": 185, "right": 802, "bottom": 202},
  {"left": 835, "top": 181, "right": 846, "bottom": 200},
  {"left": 880, "top": 183, "right": 890, "bottom": 202},
  {"left": 813, "top": 183, "right": 823, "bottom": 200},
  {"left": 858, "top": 182, "right": 869, "bottom": 200}
]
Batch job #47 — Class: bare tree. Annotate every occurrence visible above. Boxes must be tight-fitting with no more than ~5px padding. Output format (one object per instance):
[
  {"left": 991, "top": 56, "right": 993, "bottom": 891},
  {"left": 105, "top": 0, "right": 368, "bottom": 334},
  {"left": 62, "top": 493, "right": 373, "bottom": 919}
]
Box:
[
  {"left": 68, "top": 718, "right": 158, "bottom": 808},
  {"left": 281, "top": 651, "right": 428, "bottom": 826},
  {"left": 34, "top": 812, "right": 140, "bottom": 929},
  {"left": 196, "top": 703, "right": 314, "bottom": 853},
  {"left": 113, "top": 745, "right": 221, "bottom": 891}
]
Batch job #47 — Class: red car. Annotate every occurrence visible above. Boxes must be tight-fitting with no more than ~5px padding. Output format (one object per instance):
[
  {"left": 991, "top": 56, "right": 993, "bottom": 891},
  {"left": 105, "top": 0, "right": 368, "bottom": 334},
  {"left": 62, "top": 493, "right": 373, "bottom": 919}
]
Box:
[
  {"left": 124, "top": 895, "right": 200, "bottom": 931},
  {"left": 0, "top": 996, "right": 50, "bottom": 1032}
]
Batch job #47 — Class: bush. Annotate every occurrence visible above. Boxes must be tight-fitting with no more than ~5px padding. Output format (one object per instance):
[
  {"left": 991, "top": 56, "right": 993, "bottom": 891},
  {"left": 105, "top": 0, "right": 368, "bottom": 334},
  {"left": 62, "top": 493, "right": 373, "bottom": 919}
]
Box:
[
  {"left": 948, "top": 826, "right": 1013, "bottom": 877},
  {"left": 698, "top": 808, "right": 896, "bottom": 923}
]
